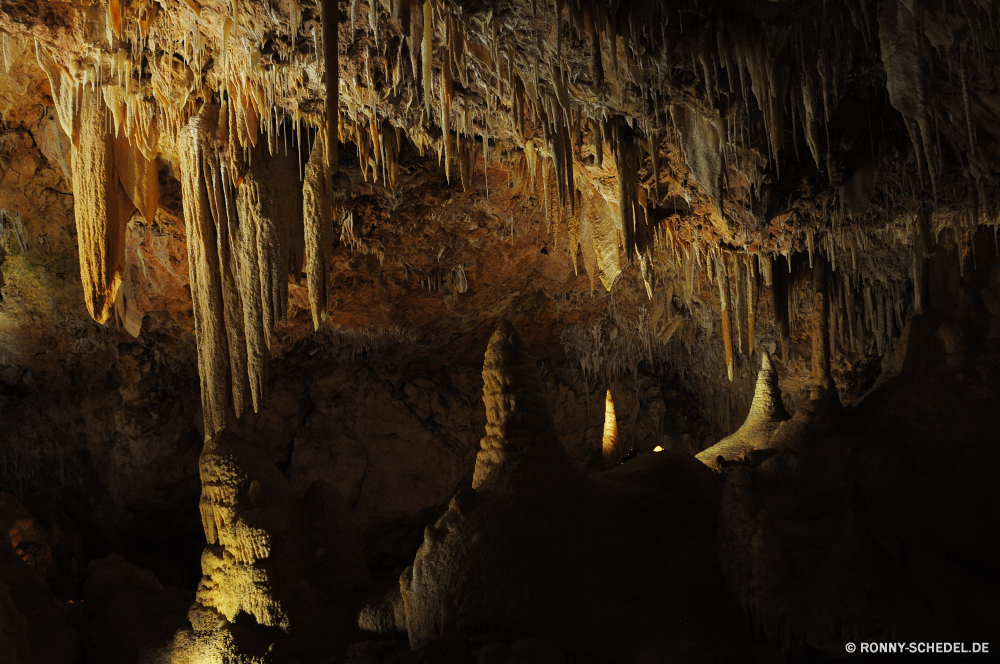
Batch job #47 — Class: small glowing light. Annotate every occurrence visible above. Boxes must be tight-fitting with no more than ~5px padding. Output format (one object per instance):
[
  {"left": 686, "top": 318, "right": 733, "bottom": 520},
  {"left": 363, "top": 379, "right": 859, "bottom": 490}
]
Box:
[{"left": 653, "top": 446, "right": 663, "bottom": 452}]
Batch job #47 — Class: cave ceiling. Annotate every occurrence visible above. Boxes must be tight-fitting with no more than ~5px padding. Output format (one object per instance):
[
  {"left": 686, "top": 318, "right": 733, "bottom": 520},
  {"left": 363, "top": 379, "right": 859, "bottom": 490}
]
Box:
[{"left": 0, "top": 0, "right": 998, "bottom": 436}]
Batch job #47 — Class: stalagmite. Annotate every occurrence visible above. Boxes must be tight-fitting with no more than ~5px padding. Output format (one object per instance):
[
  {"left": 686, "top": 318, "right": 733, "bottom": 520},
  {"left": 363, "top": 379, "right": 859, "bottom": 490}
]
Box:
[
  {"left": 72, "top": 86, "right": 133, "bottom": 324},
  {"left": 179, "top": 108, "right": 232, "bottom": 438},
  {"left": 304, "top": 129, "right": 332, "bottom": 331},
  {"left": 174, "top": 430, "right": 370, "bottom": 657},
  {"left": 695, "top": 351, "right": 789, "bottom": 469},
  {"left": 474, "top": 320, "right": 570, "bottom": 493},
  {"left": 602, "top": 390, "right": 619, "bottom": 469}
]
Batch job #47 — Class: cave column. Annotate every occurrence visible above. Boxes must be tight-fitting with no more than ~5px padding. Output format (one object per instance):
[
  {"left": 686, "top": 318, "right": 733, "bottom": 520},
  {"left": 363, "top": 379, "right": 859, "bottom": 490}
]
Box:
[{"left": 811, "top": 255, "right": 834, "bottom": 396}]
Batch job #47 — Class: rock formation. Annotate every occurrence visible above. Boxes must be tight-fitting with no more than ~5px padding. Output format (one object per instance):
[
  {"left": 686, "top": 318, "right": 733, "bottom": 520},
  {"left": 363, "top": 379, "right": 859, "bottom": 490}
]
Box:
[
  {"left": 165, "top": 432, "right": 370, "bottom": 662},
  {"left": 600, "top": 389, "right": 618, "bottom": 469},
  {"left": 0, "top": 0, "right": 997, "bottom": 660},
  {"left": 695, "top": 351, "right": 789, "bottom": 469},
  {"left": 396, "top": 321, "right": 736, "bottom": 660}
]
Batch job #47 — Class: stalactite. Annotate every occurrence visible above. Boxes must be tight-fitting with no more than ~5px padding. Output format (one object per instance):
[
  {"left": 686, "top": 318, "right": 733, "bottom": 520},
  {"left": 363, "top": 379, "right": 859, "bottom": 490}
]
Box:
[
  {"left": 422, "top": 0, "right": 433, "bottom": 118},
  {"left": 72, "top": 85, "right": 133, "bottom": 324},
  {"left": 322, "top": 0, "right": 340, "bottom": 174},
  {"left": 304, "top": 129, "right": 332, "bottom": 331},
  {"left": 440, "top": 20, "right": 453, "bottom": 184},
  {"left": 733, "top": 253, "right": 745, "bottom": 355},
  {"left": 611, "top": 117, "right": 646, "bottom": 261},
  {"left": 35, "top": 42, "right": 79, "bottom": 145},
  {"left": 914, "top": 208, "right": 931, "bottom": 314},
  {"left": 874, "top": 288, "right": 886, "bottom": 356},
  {"left": 408, "top": 0, "right": 423, "bottom": 103},
  {"left": 235, "top": 129, "right": 304, "bottom": 408},
  {"left": 747, "top": 254, "right": 757, "bottom": 354},
  {"left": 383, "top": 120, "right": 400, "bottom": 192},
  {"left": 591, "top": 118, "right": 603, "bottom": 168},
  {"left": 718, "top": 256, "right": 734, "bottom": 381},
  {"left": 179, "top": 108, "right": 233, "bottom": 438},
  {"left": 113, "top": 134, "right": 161, "bottom": 226}
]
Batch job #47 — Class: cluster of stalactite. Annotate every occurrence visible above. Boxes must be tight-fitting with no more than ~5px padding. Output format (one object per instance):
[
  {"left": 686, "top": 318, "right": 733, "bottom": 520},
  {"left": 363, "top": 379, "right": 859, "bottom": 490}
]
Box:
[
  {"left": 559, "top": 204, "right": 981, "bottom": 435},
  {"left": 177, "top": 104, "right": 337, "bottom": 437},
  {"left": 7, "top": 0, "right": 1000, "bottom": 434}
]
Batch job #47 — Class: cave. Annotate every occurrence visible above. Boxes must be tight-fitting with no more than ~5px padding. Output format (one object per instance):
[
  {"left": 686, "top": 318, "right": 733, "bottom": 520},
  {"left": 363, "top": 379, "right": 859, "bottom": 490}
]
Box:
[{"left": 0, "top": 0, "right": 998, "bottom": 662}]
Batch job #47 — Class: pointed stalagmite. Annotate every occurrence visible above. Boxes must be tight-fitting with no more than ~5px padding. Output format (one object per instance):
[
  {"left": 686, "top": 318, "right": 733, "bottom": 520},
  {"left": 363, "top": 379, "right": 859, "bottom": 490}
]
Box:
[
  {"left": 602, "top": 390, "right": 619, "bottom": 469},
  {"left": 304, "top": 130, "right": 332, "bottom": 330},
  {"left": 474, "top": 320, "right": 569, "bottom": 493},
  {"left": 695, "top": 351, "right": 790, "bottom": 469},
  {"left": 72, "top": 85, "right": 134, "bottom": 324}
]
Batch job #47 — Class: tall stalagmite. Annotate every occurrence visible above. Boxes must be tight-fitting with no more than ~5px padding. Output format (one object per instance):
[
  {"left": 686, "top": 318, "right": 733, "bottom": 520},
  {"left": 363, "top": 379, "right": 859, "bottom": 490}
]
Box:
[
  {"left": 602, "top": 390, "right": 619, "bottom": 469},
  {"left": 474, "top": 320, "right": 570, "bottom": 493}
]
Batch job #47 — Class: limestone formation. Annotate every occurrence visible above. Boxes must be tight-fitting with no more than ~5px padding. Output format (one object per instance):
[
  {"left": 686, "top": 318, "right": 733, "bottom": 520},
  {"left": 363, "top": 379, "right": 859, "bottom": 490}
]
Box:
[
  {"left": 167, "top": 432, "right": 370, "bottom": 662},
  {"left": 70, "top": 86, "right": 132, "bottom": 324},
  {"left": 303, "top": 129, "right": 332, "bottom": 331},
  {"left": 0, "top": 0, "right": 998, "bottom": 660},
  {"left": 179, "top": 108, "right": 234, "bottom": 438},
  {"left": 696, "top": 351, "right": 789, "bottom": 469},
  {"left": 235, "top": 129, "right": 305, "bottom": 408},
  {"left": 472, "top": 320, "right": 571, "bottom": 494},
  {"left": 601, "top": 389, "right": 618, "bottom": 469},
  {"left": 396, "top": 321, "right": 733, "bottom": 659}
]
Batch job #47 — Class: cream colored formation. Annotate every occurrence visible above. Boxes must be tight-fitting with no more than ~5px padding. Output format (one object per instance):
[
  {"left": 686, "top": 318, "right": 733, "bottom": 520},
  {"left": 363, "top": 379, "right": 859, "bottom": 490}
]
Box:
[
  {"left": 10, "top": 0, "right": 992, "bottom": 434},
  {"left": 166, "top": 432, "right": 370, "bottom": 662}
]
